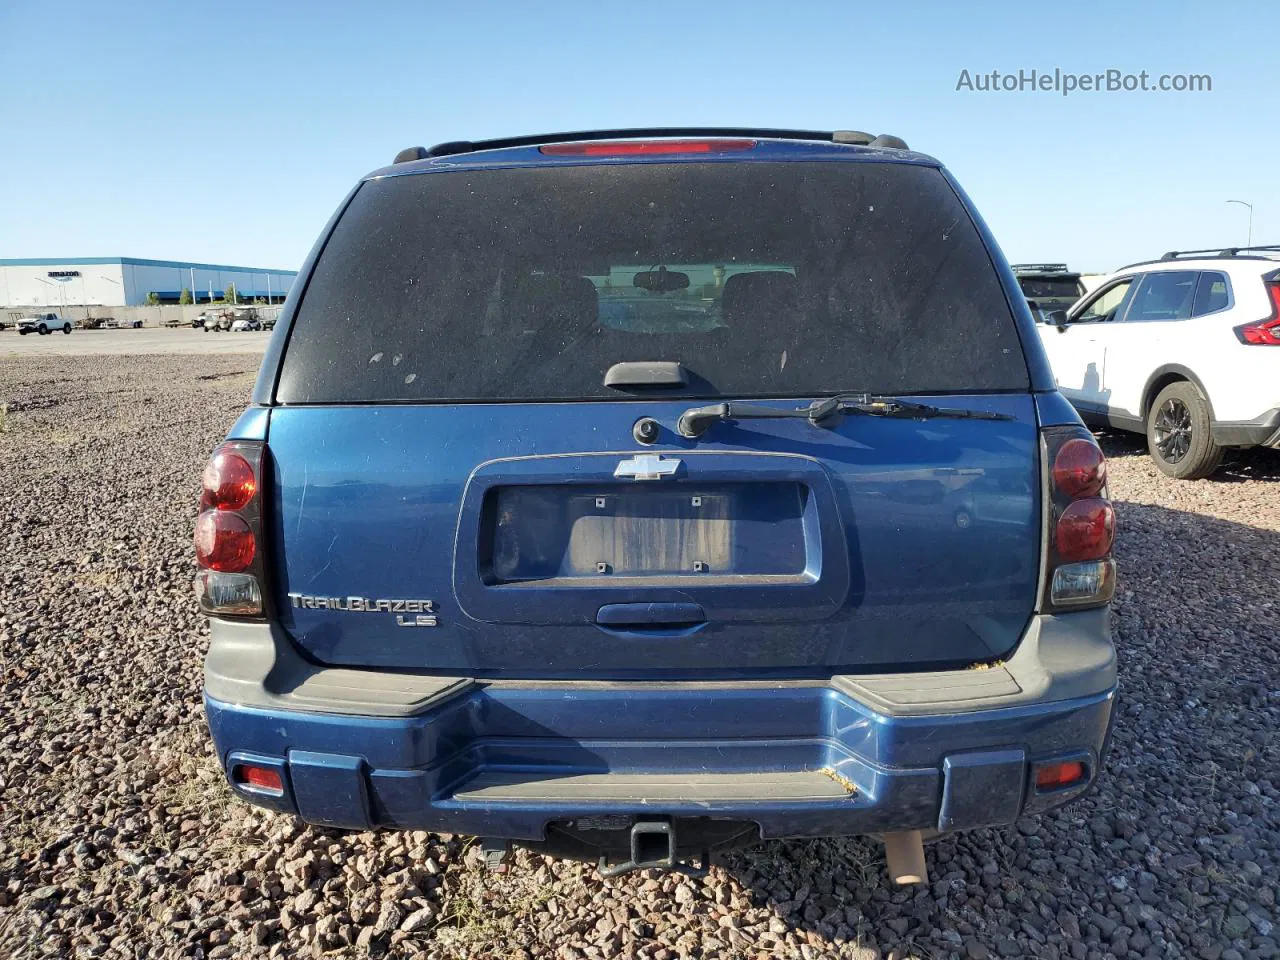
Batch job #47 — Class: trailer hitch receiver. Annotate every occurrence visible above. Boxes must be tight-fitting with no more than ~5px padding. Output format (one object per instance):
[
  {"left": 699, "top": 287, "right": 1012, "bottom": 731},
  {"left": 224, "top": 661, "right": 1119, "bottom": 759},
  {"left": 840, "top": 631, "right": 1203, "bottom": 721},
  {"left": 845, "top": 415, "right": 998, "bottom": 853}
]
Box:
[{"left": 597, "top": 818, "right": 709, "bottom": 878}]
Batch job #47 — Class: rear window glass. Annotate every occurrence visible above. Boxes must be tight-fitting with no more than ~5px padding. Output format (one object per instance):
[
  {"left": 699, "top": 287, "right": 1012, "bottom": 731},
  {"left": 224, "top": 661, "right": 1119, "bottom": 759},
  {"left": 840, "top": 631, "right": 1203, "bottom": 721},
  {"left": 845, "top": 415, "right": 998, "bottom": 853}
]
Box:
[
  {"left": 278, "top": 162, "right": 1028, "bottom": 403},
  {"left": 1017, "top": 277, "right": 1084, "bottom": 300}
]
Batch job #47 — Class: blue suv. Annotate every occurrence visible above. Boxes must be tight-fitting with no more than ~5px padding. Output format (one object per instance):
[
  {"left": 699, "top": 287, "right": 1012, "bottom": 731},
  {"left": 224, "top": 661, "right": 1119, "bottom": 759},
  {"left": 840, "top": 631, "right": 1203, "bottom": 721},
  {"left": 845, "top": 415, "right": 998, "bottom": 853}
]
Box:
[{"left": 196, "top": 128, "right": 1117, "bottom": 883}]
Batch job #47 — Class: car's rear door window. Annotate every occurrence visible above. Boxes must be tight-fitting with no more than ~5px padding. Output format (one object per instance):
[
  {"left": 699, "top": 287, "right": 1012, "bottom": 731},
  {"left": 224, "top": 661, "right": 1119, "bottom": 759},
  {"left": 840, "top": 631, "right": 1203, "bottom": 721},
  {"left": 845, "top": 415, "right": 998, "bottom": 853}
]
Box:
[
  {"left": 278, "top": 161, "right": 1028, "bottom": 403},
  {"left": 1124, "top": 271, "right": 1199, "bottom": 322}
]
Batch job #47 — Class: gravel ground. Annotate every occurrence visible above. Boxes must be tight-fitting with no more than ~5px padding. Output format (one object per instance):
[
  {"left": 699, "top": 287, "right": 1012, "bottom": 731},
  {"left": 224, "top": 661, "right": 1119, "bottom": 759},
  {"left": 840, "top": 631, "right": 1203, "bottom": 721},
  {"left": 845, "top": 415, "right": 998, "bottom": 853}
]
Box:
[{"left": 1, "top": 355, "right": 1277, "bottom": 960}]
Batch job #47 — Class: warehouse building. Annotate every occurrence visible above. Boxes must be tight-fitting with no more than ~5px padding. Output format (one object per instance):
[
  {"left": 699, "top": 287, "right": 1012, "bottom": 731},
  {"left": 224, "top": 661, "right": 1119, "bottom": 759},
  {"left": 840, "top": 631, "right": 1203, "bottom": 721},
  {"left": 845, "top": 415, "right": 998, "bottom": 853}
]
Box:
[{"left": 0, "top": 257, "right": 298, "bottom": 308}]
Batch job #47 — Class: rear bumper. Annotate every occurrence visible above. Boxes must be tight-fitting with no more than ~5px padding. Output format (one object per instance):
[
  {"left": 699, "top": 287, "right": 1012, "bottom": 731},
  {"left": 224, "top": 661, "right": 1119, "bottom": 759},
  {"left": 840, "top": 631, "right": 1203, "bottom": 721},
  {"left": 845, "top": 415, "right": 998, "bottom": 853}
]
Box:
[
  {"left": 1212, "top": 408, "right": 1280, "bottom": 448},
  {"left": 203, "top": 611, "right": 1117, "bottom": 842}
]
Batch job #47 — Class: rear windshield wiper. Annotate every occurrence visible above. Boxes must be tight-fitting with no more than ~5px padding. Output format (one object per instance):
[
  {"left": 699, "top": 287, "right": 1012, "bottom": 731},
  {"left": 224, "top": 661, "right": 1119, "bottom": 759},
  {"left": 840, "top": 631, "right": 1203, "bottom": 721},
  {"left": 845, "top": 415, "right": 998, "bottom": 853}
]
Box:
[{"left": 676, "top": 393, "right": 1013, "bottom": 439}]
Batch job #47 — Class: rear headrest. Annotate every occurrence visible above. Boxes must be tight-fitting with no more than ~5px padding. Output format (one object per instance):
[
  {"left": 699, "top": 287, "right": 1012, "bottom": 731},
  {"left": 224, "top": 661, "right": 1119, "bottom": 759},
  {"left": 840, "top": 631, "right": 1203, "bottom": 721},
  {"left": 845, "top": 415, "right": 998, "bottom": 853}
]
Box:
[
  {"left": 721, "top": 271, "right": 799, "bottom": 325},
  {"left": 507, "top": 274, "right": 598, "bottom": 326}
]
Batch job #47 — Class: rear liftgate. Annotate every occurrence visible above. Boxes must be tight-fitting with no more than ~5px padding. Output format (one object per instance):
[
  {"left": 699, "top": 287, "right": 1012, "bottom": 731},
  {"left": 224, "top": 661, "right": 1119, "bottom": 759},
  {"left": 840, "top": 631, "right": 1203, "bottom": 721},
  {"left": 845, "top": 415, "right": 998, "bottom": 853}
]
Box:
[{"left": 459, "top": 449, "right": 850, "bottom": 877}]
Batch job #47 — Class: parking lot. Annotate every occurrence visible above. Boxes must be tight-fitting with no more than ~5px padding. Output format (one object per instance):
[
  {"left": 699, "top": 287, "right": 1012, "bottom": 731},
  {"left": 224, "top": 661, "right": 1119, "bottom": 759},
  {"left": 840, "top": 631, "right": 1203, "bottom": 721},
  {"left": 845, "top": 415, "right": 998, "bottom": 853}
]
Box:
[
  {"left": 0, "top": 353, "right": 1277, "bottom": 960},
  {"left": 0, "top": 327, "right": 270, "bottom": 356}
]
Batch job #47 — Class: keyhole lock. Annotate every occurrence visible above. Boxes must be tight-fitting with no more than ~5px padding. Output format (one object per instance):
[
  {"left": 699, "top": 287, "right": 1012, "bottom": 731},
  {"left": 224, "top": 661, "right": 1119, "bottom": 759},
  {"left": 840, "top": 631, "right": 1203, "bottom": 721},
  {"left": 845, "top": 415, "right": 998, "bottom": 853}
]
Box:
[{"left": 633, "top": 417, "right": 660, "bottom": 445}]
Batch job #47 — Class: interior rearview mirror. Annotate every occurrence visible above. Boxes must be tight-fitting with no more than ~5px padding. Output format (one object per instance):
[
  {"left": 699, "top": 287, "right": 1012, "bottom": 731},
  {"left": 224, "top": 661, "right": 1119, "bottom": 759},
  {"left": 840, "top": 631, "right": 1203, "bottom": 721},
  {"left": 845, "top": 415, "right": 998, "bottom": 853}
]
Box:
[{"left": 633, "top": 267, "right": 690, "bottom": 294}]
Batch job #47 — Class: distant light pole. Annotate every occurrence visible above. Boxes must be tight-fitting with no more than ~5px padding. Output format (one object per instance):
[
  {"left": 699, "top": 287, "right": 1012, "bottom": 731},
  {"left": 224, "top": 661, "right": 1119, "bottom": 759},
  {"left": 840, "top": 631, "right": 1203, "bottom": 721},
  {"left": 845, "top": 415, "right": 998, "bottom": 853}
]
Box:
[{"left": 1226, "top": 200, "right": 1253, "bottom": 248}]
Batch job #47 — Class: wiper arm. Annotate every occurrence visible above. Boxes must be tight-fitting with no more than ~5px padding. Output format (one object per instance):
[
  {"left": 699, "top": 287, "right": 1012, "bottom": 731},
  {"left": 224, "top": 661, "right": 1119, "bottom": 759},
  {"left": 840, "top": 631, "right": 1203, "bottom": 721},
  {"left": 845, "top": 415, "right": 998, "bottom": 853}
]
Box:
[
  {"left": 676, "top": 393, "right": 1013, "bottom": 438},
  {"left": 676, "top": 401, "right": 812, "bottom": 438}
]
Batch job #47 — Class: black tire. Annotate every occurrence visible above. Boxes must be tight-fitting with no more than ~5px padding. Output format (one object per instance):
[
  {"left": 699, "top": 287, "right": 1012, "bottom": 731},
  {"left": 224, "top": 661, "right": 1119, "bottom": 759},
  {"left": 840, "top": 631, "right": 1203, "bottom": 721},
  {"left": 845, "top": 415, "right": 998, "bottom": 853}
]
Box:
[
  {"left": 1146, "top": 381, "right": 1224, "bottom": 480},
  {"left": 38, "top": 325, "right": 48, "bottom": 335},
  {"left": 19, "top": 328, "right": 28, "bottom": 336},
  {"left": 62, "top": 324, "right": 72, "bottom": 334}
]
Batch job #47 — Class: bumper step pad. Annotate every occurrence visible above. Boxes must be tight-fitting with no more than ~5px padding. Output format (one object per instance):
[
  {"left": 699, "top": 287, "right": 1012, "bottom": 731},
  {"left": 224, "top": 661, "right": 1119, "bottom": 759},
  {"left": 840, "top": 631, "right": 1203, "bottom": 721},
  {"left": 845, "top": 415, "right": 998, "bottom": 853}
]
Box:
[{"left": 452, "top": 770, "right": 853, "bottom": 804}]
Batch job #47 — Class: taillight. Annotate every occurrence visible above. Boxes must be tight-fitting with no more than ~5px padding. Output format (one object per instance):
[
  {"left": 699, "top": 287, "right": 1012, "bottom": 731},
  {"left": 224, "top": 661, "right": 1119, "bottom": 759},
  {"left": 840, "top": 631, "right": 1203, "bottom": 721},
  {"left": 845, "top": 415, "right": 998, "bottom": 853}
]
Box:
[
  {"left": 1234, "top": 281, "right": 1280, "bottom": 345},
  {"left": 1055, "top": 498, "right": 1115, "bottom": 562},
  {"left": 1052, "top": 438, "right": 1107, "bottom": 498},
  {"left": 539, "top": 139, "right": 756, "bottom": 156},
  {"left": 194, "top": 511, "right": 255, "bottom": 571},
  {"left": 201, "top": 450, "right": 257, "bottom": 510},
  {"left": 1041, "top": 426, "right": 1116, "bottom": 610},
  {"left": 194, "top": 440, "right": 267, "bottom": 617}
]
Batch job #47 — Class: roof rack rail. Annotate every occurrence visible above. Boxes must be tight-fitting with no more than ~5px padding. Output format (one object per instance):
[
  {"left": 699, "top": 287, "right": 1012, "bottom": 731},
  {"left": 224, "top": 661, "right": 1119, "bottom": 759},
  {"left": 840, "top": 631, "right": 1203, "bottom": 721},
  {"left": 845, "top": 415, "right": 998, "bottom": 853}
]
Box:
[
  {"left": 392, "top": 128, "right": 910, "bottom": 163},
  {"left": 1159, "top": 245, "right": 1280, "bottom": 260},
  {"left": 1113, "top": 245, "right": 1280, "bottom": 271}
]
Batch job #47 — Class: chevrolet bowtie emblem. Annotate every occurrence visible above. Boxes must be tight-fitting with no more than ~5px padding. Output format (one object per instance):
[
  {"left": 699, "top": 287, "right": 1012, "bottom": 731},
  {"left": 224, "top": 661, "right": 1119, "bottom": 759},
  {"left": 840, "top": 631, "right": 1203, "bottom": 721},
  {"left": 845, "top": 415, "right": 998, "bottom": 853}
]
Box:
[{"left": 614, "top": 454, "right": 681, "bottom": 481}]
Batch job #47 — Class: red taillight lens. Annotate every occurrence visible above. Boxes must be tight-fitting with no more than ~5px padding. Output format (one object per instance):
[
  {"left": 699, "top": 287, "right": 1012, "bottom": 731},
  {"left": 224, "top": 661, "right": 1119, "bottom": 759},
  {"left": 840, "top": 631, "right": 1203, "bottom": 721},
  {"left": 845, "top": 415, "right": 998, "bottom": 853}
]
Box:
[
  {"left": 1035, "top": 760, "right": 1086, "bottom": 790},
  {"left": 1055, "top": 498, "right": 1115, "bottom": 561},
  {"left": 1233, "top": 283, "right": 1280, "bottom": 345},
  {"left": 1052, "top": 438, "right": 1107, "bottom": 498},
  {"left": 201, "top": 450, "right": 257, "bottom": 511},
  {"left": 233, "top": 764, "right": 283, "bottom": 793},
  {"left": 194, "top": 441, "right": 266, "bottom": 618},
  {"left": 539, "top": 139, "right": 756, "bottom": 156},
  {"left": 1042, "top": 427, "right": 1115, "bottom": 610},
  {"left": 194, "top": 510, "right": 256, "bottom": 572}
]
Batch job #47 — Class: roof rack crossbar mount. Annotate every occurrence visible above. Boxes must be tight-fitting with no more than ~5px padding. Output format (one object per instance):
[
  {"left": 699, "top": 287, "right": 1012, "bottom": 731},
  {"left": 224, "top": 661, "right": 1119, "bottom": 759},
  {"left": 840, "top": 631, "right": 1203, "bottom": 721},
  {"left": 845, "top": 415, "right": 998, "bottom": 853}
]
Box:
[{"left": 411, "top": 128, "right": 907, "bottom": 159}]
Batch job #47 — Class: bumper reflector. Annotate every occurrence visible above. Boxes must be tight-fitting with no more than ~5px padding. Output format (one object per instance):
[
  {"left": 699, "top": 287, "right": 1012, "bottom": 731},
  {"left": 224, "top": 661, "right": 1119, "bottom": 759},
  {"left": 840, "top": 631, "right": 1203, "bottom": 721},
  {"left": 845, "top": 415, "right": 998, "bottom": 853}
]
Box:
[
  {"left": 1050, "top": 558, "right": 1116, "bottom": 606},
  {"left": 195, "top": 570, "right": 263, "bottom": 616},
  {"left": 1034, "top": 760, "right": 1086, "bottom": 791},
  {"left": 233, "top": 764, "right": 284, "bottom": 794}
]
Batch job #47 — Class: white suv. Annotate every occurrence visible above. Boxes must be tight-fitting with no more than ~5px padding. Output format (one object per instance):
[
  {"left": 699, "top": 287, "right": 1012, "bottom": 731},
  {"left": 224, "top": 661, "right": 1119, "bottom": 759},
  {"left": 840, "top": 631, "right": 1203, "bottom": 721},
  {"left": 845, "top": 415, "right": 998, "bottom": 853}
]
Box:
[{"left": 1037, "top": 247, "right": 1280, "bottom": 479}]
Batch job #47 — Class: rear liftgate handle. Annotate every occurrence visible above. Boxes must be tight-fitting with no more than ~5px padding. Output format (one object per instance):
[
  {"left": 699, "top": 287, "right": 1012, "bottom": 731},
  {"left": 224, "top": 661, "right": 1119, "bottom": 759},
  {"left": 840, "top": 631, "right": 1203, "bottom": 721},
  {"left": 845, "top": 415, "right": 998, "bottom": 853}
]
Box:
[{"left": 595, "top": 602, "right": 707, "bottom": 631}]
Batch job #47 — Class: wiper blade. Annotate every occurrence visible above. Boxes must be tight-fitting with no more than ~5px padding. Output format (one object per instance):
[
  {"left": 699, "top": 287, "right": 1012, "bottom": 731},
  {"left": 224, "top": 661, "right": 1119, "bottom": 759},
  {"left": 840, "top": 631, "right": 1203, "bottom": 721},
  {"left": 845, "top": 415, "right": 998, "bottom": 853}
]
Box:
[
  {"left": 809, "top": 393, "right": 1016, "bottom": 423},
  {"left": 676, "top": 393, "right": 1013, "bottom": 438}
]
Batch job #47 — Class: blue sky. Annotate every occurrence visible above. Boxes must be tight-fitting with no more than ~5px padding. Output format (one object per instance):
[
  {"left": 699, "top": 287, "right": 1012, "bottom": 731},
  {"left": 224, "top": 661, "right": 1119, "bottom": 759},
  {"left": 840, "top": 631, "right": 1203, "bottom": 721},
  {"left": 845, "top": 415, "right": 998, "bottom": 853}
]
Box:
[{"left": 1, "top": 0, "right": 1274, "bottom": 274}]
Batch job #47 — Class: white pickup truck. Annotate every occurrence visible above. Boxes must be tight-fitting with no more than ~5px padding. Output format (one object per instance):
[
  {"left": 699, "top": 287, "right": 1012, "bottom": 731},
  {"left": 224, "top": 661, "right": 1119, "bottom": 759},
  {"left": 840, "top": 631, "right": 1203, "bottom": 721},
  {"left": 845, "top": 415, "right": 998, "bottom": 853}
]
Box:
[{"left": 17, "top": 312, "right": 73, "bottom": 335}]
